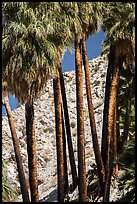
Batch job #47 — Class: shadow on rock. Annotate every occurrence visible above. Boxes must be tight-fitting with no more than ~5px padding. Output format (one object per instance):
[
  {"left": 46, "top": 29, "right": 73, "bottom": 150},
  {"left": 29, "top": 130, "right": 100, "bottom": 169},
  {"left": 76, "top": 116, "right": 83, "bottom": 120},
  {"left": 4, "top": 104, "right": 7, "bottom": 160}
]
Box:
[{"left": 39, "top": 188, "right": 58, "bottom": 202}]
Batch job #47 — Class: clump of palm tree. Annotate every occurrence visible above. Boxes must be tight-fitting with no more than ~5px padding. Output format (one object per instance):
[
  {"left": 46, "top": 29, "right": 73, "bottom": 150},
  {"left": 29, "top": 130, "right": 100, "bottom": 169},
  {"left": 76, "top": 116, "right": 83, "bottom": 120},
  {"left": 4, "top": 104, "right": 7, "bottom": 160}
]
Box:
[
  {"left": 3, "top": 2, "right": 135, "bottom": 203},
  {"left": 101, "top": 2, "right": 135, "bottom": 202}
]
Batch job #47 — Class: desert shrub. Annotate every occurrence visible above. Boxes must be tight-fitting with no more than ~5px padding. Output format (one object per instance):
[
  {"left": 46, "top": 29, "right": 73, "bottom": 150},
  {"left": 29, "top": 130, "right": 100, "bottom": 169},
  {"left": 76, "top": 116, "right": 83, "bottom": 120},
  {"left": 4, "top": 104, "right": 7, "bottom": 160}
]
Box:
[{"left": 2, "top": 160, "right": 18, "bottom": 202}]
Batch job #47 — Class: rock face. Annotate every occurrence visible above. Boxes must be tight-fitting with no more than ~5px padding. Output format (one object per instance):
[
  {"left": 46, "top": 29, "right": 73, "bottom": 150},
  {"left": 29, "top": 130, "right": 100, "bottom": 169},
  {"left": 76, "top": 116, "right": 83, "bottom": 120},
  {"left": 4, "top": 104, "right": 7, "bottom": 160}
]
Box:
[{"left": 2, "top": 54, "right": 120, "bottom": 202}]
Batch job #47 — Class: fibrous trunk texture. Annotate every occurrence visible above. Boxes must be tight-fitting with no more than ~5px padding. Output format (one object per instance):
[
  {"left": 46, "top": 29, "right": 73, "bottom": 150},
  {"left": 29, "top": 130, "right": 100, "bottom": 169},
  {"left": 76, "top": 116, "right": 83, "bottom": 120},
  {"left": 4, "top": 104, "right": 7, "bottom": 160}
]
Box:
[
  {"left": 75, "top": 36, "right": 87, "bottom": 202},
  {"left": 25, "top": 99, "right": 39, "bottom": 202},
  {"left": 4, "top": 100, "right": 30, "bottom": 202}
]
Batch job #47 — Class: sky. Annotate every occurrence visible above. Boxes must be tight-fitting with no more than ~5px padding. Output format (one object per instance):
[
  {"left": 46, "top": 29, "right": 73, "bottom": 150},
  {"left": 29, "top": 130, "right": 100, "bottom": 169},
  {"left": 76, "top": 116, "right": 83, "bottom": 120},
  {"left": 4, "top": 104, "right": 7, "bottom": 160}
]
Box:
[{"left": 2, "top": 29, "right": 105, "bottom": 115}]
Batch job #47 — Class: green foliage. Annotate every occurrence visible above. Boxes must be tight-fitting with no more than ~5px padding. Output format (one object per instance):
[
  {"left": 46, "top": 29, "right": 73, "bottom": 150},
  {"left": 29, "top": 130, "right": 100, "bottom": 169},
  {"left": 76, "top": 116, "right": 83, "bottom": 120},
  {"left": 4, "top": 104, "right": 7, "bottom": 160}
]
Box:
[
  {"left": 118, "top": 137, "right": 135, "bottom": 202},
  {"left": 118, "top": 95, "right": 135, "bottom": 141},
  {"left": 102, "top": 2, "right": 135, "bottom": 58},
  {"left": 117, "top": 95, "right": 135, "bottom": 202},
  {"left": 43, "top": 128, "right": 48, "bottom": 133},
  {"left": 2, "top": 160, "right": 18, "bottom": 202},
  {"left": 44, "top": 156, "right": 50, "bottom": 163},
  {"left": 128, "top": 103, "right": 135, "bottom": 139},
  {"left": 70, "top": 121, "right": 76, "bottom": 129},
  {"left": 94, "top": 65, "right": 99, "bottom": 73},
  {"left": 94, "top": 80, "right": 100, "bottom": 86},
  {"left": 2, "top": 2, "right": 58, "bottom": 103}
]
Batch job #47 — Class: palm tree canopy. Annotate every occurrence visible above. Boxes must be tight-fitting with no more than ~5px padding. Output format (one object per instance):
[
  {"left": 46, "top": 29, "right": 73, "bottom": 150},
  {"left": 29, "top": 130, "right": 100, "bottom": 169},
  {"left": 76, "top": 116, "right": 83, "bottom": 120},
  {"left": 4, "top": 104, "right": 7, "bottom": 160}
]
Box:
[
  {"left": 77, "top": 2, "right": 105, "bottom": 39},
  {"left": 102, "top": 2, "right": 135, "bottom": 64},
  {"left": 2, "top": 2, "right": 58, "bottom": 103}
]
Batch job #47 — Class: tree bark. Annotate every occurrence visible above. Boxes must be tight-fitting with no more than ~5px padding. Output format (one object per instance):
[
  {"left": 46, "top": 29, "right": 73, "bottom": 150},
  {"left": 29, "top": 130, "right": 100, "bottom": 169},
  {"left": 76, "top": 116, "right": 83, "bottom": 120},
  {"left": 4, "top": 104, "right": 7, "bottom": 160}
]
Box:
[
  {"left": 61, "top": 105, "right": 69, "bottom": 194},
  {"left": 113, "top": 106, "right": 118, "bottom": 177},
  {"left": 101, "top": 45, "right": 116, "bottom": 168},
  {"left": 57, "top": 49, "right": 78, "bottom": 190},
  {"left": 75, "top": 36, "right": 87, "bottom": 202},
  {"left": 25, "top": 99, "right": 39, "bottom": 202},
  {"left": 116, "top": 104, "right": 121, "bottom": 154},
  {"left": 3, "top": 99, "right": 30, "bottom": 202},
  {"left": 82, "top": 37, "right": 105, "bottom": 194},
  {"left": 120, "top": 77, "right": 133, "bottom": 153},
  {"left": 53, "top": 77, "right": 65, "bottom": 202},
  {"left": 103, "top": 67, "right": 119, "bottom": 202}
]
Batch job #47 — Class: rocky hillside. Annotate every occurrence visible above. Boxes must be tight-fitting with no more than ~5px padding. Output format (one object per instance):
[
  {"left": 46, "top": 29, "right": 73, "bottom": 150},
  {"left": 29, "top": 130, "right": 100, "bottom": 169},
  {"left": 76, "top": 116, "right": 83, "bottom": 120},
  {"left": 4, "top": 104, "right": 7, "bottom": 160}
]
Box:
[{"left": 2, "top": 55, "right": 125, "bottom": 202}]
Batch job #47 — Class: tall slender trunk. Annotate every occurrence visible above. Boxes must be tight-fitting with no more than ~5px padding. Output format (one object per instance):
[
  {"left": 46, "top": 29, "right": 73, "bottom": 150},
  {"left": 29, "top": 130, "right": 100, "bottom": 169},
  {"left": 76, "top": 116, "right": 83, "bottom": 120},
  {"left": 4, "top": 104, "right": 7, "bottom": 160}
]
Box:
[
  {"left": 57, "top": 49, "right": 78, "bottom": 189},
  {"left": 82, "top": 38, "right": 105, "bottom": 194},
  {"left": 103, "top": 66, "right": 119, "bottom": 202},
  {"left": 120, "top": 77, "right": 133, "bottom": 153},
  {"left": 3, "top": 99, "right": 30, "bottom": 202},
  {"left": 116, "top": 104, "right": 121, "bottom": 154},
  {"left": 113, "top": 106, "right": 118, "bottom": 177},
  {"left": 101, "top": 45, "right": 116, "bottom": 168},
  {"left": 53, "top": 77, "right": 65, "bottom": 202},
  {"left": 75, "top": 36, "right": 87, "bottom": 202},
  {"left": 25, "top": 99, "right": 39, "bottom": 202},
  {"left": 61, "top": 105, "right": 69, "bottom": 193}
]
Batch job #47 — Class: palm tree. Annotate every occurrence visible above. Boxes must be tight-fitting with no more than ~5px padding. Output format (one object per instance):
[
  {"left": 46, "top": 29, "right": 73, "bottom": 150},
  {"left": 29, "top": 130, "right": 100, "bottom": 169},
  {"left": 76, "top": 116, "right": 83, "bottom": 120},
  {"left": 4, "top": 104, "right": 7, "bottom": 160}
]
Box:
[
  {"left": 52, "top": 4, "right": 87, "bottom": 200},
  {"left": 58, "top": 3, "right": 105, "bottom": 200},
  {"left": 59, "top": 3, "right": 88, "bottom": 200},
  {"left": 101, "top": 44, "right": 117, "bottom": 169},
  {"left": 81, "top": 37, "right": 105, "bottom": 194},
  {"left": 2, "top": 82, "right": 30, "bottom": 202},
  {"left": 78, "top": 2, "right": 106, "bottom": 194},
  {"left": 2, "top": 2, "right": 58, "bottom": 202},
  {"left": 101, "top": 2, "right": 135, "bottom": 201},
  {"left": 38, "top": 2, "right": 78, "bottom": 191},
  {"left": 53, "top": 75, "right": 65, "bottom": 202},
  {"left": 25, "top": 98, "right": 39, "bottom": 202},
  {"left": 61, "top": 105, "right": 69, "bottom": 193},
  {"left": 57, "top": 48, "right": 78, "bottom": 190},
  {"left": 101, "top": 35, "right": 115, "bottom": 169},
  {"left": 113, "top": 106, "right": 118, "bottom": 176},
  {"left": 103, "top": 42, "right": 134, "bottom": 202},
  {"left": 103, "top": 54, "right": 120, "bottom": 201},
  {"left": 102, "top": 2, "right": 134, "bottom": 152},
  {"left": 75, "top": 34, "right": 87, "bottom": 202}
]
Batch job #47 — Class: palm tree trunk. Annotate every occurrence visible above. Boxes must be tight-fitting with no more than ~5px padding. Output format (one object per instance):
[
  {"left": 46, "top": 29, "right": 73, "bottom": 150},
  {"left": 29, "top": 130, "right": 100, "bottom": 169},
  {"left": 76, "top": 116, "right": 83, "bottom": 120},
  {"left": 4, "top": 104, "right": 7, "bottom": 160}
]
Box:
[
  {"left": 57, "top": 49, "right": 78, "bottom": 189},
  {"left": 25, "top": 99, "right": 39, "bottom": 202},
  {"left": 82, "top": 37, "right": 105, "bottom": 194},
  {"left": 75, "top": 36, "right": 87, "bottom": 202},
  {"left": 61, "top": 105, "right": 69, "bottom": 194},
  {"left": 101, "top": 45, "right": 116, "bottom": 167},
  {"left": 116, "top": 104, "right": 121, "bottom": 154},
  {"left": 53, "top": 77, "right": 65, "bottom": 202},
  {"left": 113, "top": 106, "right": 118, "bottom": 177},
  {"left": 120, "top": 77, "right": 133, "bottom": 153},
  {"left": 103, "top": 67, "right": 119, "bottom": 202},
  {"left": 3, "top": 99, "right": 30, "bottom": 202}
]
